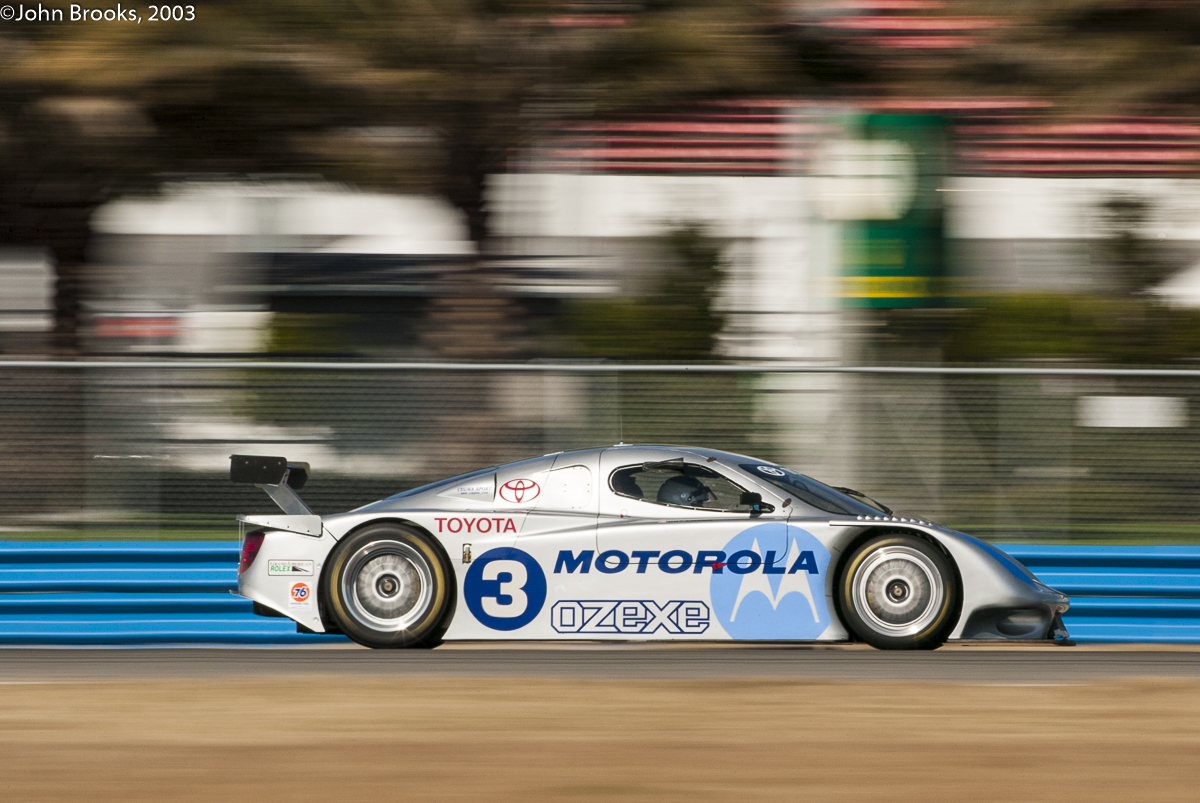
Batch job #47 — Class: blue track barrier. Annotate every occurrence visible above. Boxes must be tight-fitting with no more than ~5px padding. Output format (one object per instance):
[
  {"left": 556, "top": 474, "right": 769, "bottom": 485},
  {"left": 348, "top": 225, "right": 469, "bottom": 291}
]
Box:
[
  {"left": 0, "top": 542, "right": 348, "bottom": 645},
  {"left": 1, "top": 541, "right": 1199, "bottom": 644},
  {"left": 1002, "top": 545, "right": 1200, "bottom": 642}
]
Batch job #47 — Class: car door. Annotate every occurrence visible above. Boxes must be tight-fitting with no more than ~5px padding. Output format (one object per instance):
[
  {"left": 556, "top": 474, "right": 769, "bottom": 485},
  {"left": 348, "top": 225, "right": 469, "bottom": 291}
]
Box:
[
  {"left": 520, "top": 452, "right": 600, "bottom": 550},
  {"left": 452, "top": 453, "right": 574, "bottom": 638},
  {"left": 566, "top": 447, "right": 790, "bottom": 640},
  {"left": 457, "top": 451, "right": 601, "bottom": 639}
]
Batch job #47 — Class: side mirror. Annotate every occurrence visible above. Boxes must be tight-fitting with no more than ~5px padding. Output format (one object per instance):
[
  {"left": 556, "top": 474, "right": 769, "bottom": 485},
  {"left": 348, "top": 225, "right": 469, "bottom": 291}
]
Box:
[{"left": 740, "top": 492, "right": 773, "bottom": 515}]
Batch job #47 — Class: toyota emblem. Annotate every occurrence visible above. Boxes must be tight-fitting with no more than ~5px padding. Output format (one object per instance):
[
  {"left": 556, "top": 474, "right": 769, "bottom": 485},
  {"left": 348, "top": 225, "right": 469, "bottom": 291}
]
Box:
[{"left": 499, "top": 478, "right": 541, "bottom": 504}]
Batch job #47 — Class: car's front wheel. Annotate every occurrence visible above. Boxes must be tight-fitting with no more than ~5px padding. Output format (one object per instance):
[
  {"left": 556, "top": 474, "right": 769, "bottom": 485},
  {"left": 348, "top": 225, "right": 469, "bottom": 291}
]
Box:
[
  {"left": 838, "top": 533, "right": 958, "bottom": 650},
  {"left": 322, "top": 523, "right": 452, "bottom": 648}
]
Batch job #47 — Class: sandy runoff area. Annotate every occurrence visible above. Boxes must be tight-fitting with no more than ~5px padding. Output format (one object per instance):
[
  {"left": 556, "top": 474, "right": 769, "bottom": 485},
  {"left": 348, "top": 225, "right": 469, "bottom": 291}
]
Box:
[{"left": 0, "top": 676, "right": 1197, "bottom": 801}]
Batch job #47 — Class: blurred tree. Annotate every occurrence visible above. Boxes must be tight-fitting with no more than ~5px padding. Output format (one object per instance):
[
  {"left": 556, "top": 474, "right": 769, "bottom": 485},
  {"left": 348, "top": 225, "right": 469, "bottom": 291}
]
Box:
[
  {"left": 0, "top": 1, "right": 798, "bottom": 353},
  {"left": 944, "top": 293, "right": 1200, "bottom": 364},
  {"left": 569, "top": 224, "right": 726, "bottom": 360},
  {"left": 0, "top": 93, "right": 155, "bottom": 351},
  {"left": 925, "top": 1, "right": 1200, "bottom": 112},
  {"left": 1100, "top": 196, "right": 1172, "bottom": 294},
  {"left": 11, "top": 1, "right": 1200, "bottom": 354},
  {"left": 0, "top": 13, "right": 339, "bottom": 351}
]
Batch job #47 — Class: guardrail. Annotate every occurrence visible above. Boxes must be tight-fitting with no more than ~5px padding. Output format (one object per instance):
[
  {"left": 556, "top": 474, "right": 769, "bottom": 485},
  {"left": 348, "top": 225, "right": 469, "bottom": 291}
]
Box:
[
  {"left": 0, "top": 541, "right": 1198, "bottom": 644},
  {"left": 0, "top": 542, "right": 346, "bottom": 644},
  {"left": 1005, "top": 545, "right": 1200, "bottom": 643}
]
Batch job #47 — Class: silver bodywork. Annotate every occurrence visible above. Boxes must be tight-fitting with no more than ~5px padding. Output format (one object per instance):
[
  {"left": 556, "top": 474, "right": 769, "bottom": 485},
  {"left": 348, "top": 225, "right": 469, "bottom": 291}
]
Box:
[{"left": 237, "top": 445, "right": 1069, "bottom": 642}]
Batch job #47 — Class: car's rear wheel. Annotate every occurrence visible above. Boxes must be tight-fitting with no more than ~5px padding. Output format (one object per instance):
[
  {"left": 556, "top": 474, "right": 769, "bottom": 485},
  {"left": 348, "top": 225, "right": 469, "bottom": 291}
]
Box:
[
  {"left": 322, "top": 523, "right": 451, "bottom": 648},
  {"left": 838, "top": 533, "right": 958, "bottom": 650}
]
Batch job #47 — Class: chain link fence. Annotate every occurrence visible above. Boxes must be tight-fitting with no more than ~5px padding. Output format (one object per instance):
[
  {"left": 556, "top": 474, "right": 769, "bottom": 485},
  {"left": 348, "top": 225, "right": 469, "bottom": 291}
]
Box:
[{"left": 2, "top": 361, "right": 1199, "bottom": 542}]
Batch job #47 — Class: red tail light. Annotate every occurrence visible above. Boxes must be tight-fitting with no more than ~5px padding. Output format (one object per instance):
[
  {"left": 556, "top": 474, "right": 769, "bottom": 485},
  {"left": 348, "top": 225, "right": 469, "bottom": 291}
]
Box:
[{"left": 239, "top": 530, "right": 266, "bottom": 575}]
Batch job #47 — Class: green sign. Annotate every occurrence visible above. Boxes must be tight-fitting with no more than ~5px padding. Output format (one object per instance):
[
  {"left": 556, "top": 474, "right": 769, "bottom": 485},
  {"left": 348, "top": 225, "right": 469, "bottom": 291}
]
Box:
[{"left": 836, "top": 114, "right": 947, "bottom": 309}]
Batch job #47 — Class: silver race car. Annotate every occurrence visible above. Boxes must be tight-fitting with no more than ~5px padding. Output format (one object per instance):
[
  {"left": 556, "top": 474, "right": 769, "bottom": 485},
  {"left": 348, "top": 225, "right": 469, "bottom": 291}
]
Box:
[{"left": 233, "top": 445, "right": 1070, "bottom": 650}]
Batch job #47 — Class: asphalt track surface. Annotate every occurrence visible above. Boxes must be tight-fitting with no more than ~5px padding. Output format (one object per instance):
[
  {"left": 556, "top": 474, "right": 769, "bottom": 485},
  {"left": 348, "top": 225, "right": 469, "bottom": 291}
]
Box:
[{"left": 4, "top": 644, "right": 1200, "bottom": 683}]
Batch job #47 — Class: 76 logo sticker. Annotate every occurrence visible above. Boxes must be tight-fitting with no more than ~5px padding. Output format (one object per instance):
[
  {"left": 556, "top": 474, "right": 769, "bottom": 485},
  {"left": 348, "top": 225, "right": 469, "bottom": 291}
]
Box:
[{"left": 289, "top": 582, "right": 312, "bottom": 608}]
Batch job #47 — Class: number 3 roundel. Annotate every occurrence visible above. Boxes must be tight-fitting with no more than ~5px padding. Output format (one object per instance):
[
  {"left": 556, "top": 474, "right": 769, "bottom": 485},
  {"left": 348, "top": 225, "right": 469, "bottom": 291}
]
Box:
[{"left": 463, "top": 548, "right": 547, "bottom": 630}]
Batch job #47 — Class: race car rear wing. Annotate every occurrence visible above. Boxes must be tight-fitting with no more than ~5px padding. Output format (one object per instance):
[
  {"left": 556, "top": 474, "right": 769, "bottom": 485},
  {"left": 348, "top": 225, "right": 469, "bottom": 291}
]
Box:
[{"left": 231, "top": 454, "right": 322, "bottom": 536}]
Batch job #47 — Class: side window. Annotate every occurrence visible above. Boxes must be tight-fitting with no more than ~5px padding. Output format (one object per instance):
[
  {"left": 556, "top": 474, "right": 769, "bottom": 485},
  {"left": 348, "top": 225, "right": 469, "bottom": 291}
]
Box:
[{"left": 609, "top": 463, "right": 752, "bottom": 513}]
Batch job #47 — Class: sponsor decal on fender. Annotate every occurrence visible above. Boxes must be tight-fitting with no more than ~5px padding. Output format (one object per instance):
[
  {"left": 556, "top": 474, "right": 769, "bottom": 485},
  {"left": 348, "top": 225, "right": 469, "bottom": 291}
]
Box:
[
  {"left": 552, "top": 548, "right": 818, "bottom": 575},
  {"left": 289, "top": 582, "right": 312, "bottom": 608},
  {"left": 268, "top": 559, "right": 314, "bottom": 576},
  {"left": 551, "top": 600, "right": 710, "bottom": 635},
  {"left": 710, "top": 524, "right": 831, "bottom": 640},
  {"left": 463, "top": 547, "right": 547, "bottom": 631},
  {"left": 435, "top": 517, "right": 518, "bottom": 534},
  {"left": 549, "top": 523, "right": 831, "bottom": 641},
  {"left": 498, "top": 478, "right": 540, "bottom": 504}
]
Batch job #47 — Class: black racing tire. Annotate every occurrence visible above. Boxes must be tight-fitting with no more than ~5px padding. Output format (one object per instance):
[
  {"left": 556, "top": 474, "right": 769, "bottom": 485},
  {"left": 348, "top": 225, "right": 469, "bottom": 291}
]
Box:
[
  {"left": 837, "top": 533, "right": 958, "bottom": 650},
  {"left": 321, "top": 523, "right": 452, "bottom": 649}
]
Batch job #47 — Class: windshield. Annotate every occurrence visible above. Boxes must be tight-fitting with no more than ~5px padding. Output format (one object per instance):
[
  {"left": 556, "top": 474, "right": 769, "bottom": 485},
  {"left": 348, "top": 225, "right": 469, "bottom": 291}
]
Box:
[{"left": 739, "top": 463, "right": 886, "bottom": 517}]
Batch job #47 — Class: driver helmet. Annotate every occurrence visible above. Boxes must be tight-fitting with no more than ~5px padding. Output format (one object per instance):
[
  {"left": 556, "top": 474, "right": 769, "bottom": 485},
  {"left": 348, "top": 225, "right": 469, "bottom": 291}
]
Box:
[{"left": 656, "top": 475, "right": 716, "bottom": 507}]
